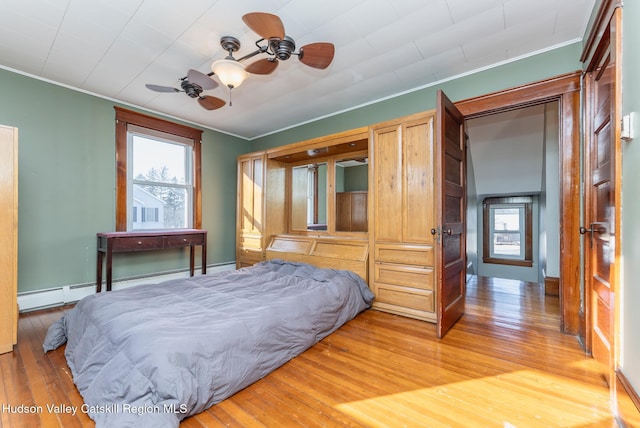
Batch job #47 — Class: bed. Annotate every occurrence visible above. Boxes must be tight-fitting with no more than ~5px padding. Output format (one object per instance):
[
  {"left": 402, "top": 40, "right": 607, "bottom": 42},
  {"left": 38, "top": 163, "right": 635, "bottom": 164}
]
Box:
[{"left": 43, "top": 259, "right": 374, "bottom": 428}]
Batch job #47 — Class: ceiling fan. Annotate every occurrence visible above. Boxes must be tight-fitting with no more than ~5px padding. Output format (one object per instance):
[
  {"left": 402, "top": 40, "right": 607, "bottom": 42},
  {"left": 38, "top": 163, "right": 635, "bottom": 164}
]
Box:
[
  {"left": 145, "top": 69, "right": 225, "bottom": 110},
  {"left": 145, "top": 12, "right": 335, "bottom": 110}
]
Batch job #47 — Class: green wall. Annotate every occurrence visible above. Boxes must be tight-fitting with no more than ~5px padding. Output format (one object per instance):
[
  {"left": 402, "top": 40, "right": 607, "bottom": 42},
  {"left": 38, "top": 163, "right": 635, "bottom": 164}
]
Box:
[
  {"left": 0, "top": 68, "right": 249, "bottom": 293},
  {"left": 1, "top": 41, "right": 584, "bottom": 295},
  {"left": 250, "top": 43, "right": 584, "bottom": 151}
]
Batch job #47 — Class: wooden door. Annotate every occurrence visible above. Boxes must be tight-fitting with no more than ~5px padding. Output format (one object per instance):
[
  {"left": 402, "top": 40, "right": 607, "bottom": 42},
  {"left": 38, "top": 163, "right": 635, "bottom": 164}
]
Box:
[
  {"left": 435, "top": 91, "right": 467, "bottom": 338},
  {"left": 0, "top": 125, "right": 18, "bottom": 353},
  {"left": 403, "top": 117, "right": 435, "bottom": 243},
  {"left": 582, "top": 6, "right": 621, "bottom": 383},
  {"left": 236, "top": 153, "right": 266, "bottom": 267},
  {"left": 372, "top": 123, "right": 403, "bottom": 242}
]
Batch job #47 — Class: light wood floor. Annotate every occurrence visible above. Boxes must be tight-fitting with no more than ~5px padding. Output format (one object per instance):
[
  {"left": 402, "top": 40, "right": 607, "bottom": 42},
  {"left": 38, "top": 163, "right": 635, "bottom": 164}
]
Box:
[{"left": 0, "top": 276, "right": 628, "bottom": 427}]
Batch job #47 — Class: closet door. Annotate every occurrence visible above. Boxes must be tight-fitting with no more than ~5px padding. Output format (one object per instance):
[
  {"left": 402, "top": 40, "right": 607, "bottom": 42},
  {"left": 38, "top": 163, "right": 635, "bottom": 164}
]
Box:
[
  {"left": 403, "top": 117, "right": 435, "bottom": 243},
  {"left": 236, "top": 152, "right": 266, "bottom": 267},
  {"left": 0, "top": 125, "right": 18, "bottom": 353},
  {"left": 372, "top": 123, "right": 403, "bottom": 242}
]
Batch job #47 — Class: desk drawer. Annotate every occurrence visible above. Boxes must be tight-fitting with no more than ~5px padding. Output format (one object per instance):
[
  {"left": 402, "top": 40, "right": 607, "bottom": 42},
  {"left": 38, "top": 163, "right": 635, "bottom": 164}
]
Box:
[
  {"left": 111, "top": 236, "right": 164, "bottom": 251},
  {"left": 165, "top": 233, "right": 205, "bottom": 246},
  {"left": 375, "top": 243, "right": 434, "bottom": 266}
]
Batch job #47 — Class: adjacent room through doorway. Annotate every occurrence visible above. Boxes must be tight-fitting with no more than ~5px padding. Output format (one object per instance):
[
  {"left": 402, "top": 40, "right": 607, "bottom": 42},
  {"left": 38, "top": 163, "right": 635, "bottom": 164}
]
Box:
[{"left": 464, "top": 102, "right": 561, "bottom": 329}]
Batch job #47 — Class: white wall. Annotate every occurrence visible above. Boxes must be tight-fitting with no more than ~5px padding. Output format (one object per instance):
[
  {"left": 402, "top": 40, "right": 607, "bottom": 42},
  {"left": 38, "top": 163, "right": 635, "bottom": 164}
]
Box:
[
  {"left": 467, "top": 104, "right": 561, "bottom": 283},
  {"left": 466, "top": 144, "right": 478, "bottom": 276},
  {"left": 621, "top": 0, "right": 640, "bottom": 400}
]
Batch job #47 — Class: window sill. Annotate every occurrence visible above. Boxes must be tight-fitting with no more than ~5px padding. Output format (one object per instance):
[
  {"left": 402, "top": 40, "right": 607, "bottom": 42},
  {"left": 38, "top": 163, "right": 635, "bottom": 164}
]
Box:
[{"left": 482, "top": 257, "right": 533, "bottom": 267}]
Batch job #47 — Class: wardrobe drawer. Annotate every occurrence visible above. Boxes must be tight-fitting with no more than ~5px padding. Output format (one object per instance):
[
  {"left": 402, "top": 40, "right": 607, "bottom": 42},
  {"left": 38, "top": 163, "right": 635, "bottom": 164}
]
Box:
[
  {"left": 375, "top": 284, "right": 434, "bottom": 313},
  {"left": 374, "top": 263, "right": 434, "bottom": 290},
  {"left": 238, "top": 232, "right": 262, "bottom": 250},
  {"left": 374, "top": 243, "right": 434, "bottom": 266}
]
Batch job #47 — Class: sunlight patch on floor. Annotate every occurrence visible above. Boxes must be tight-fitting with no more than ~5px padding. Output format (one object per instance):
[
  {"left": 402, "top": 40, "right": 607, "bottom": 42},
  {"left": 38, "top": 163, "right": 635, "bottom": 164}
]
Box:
[{"left": 334, "top": 368, "right": 613, "bottom": 427}]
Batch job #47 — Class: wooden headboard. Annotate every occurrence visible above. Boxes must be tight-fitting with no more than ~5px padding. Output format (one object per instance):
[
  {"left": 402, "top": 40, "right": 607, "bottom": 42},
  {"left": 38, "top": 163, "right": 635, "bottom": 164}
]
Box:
[{"left": 265, "top": 235, "right": 369, "bottom": 282}]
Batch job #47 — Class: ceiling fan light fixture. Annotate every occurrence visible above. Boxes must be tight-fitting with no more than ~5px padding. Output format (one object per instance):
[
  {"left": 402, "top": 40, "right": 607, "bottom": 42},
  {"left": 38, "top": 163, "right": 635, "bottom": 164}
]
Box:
[{"left": 211, "top": 59, "right": 248, "bottom": 89}]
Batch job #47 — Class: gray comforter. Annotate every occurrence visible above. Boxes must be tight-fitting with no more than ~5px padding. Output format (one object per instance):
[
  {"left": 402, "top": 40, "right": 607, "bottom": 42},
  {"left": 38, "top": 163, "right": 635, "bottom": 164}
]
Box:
[{"left": 43, "top": 260, "right": 374, "bottom": 428}]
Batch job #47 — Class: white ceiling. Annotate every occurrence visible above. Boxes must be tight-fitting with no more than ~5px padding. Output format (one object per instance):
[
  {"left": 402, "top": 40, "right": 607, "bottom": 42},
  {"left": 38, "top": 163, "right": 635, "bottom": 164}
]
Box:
[{"left": 0, "top": 0, "right": 595, "bottom": 140}]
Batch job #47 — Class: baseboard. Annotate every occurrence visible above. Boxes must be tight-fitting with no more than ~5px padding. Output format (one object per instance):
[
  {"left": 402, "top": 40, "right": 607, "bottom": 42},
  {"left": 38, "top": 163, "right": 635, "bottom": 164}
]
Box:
[
  {"left": 544, "top": 276, "right": 560, "bottom": 296},
  {"left": 17, "top": 262, "right": 236, "bottom": 312},
  {"left": 615, "top": 369, "right": 640, "bottom": 426}
]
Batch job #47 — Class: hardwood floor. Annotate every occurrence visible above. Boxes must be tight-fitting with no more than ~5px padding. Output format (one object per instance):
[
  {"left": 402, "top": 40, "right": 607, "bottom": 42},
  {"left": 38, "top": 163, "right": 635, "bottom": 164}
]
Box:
[{"left": 1, "top": 276, "right": 632, "bottom": 427}]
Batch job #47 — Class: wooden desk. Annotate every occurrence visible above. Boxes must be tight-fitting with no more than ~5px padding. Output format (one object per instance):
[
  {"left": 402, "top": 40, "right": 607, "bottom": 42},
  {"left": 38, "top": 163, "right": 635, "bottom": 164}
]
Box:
[{"left": 96, "top": 229, "right": 207, "bottom": 292}]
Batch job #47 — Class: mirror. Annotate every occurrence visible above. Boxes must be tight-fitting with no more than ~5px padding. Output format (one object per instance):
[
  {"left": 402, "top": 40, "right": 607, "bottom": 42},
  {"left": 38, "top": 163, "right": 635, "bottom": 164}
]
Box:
[
  {"left": 335, "top": 157, "right": 368, "bottom": 232},
  {"left": 291, "top": 162, "right": 327, "bottom": 231}
]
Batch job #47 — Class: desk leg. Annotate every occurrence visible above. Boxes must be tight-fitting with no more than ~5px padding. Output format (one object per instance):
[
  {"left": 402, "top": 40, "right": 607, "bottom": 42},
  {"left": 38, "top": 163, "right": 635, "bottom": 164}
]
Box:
[
  {"left": 96, "top": 251, "right": 103, "bottom": 293},
  {"left": 189, "top": 246, "right": 195, "bottom": 277},
  {"left": 106, "top": 246, "right": 113, "bottom": 292},
  {"left": 202, "top": 243, "right": 207, "bottom": 275}
]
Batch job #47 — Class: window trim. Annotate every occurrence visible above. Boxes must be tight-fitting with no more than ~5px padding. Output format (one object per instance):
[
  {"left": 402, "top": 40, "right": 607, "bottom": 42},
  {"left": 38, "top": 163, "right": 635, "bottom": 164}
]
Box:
[
  {"left": 114, "top": 107, "right": 202, "bottom": 231},
  {"left": 482, "top": 196, "right": 533, "bottom": 267}
]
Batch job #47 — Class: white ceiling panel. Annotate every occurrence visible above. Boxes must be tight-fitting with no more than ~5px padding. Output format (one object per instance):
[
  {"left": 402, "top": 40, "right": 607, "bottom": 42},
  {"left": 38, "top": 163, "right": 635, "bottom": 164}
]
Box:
[{"left": 0, "top": 0, "right": 596, "bottom": 139}]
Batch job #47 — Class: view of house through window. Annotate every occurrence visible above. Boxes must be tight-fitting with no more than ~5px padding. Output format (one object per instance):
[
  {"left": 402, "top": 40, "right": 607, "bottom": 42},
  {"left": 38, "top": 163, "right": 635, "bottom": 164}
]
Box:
[
  {"left": 483, "top": 196, "right": 533, "bottom": 267},
  {"left": 489, "top": 204, "right": 524, "bottom": 259},
  {"left": 114, "top": 107, "right": 202, "bottom": 232},
  {"left": 129, "top": 132, "right": 193, "bottom": 230}
]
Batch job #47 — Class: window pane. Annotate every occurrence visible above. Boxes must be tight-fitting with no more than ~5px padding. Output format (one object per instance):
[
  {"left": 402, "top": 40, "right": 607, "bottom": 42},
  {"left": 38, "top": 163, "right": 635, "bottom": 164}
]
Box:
[
  {"left": 493, "top": 232, "right": 521, "bottom": 256},
  {"left": 490, "top": 205, "right": 524, "bottom": 259},
  {"left": 493, "top": 207, "right": 520, "bottom": 231},
  {"left": 133, "top": 184, "right": 189, "bottom": 229},
  {"left": 132, "top": 135, "right": 188, "bottom": 184}
]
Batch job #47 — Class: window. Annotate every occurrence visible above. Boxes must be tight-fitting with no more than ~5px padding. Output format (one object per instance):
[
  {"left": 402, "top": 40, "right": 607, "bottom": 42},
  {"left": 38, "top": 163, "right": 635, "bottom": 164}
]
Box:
[
  {"left": 482, "top": 196, "right": 533, "bottom": 267},
  {"left": 115, "top": 107, "right": 202, "bottom": 231}
]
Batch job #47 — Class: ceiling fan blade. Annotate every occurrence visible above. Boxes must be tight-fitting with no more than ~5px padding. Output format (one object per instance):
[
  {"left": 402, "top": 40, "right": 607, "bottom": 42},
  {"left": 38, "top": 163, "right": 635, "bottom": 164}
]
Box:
[
  {"left": 198, "top": 95, "right": 226, "bottom": 110},
  {"left": 299, "top": 42, "right": 335, "bottom": 69},
  {"left": 246, "top": 58, "right": 279, "bottom": 75},
  {"left": 242, "top": 12, "right": 285, "bottom": 39},
  {"left": 187, "top": 69, "right": 218, "bottom": 90},
  {"left": 145, "top": 84, "right": 180, "bottom": 93}
]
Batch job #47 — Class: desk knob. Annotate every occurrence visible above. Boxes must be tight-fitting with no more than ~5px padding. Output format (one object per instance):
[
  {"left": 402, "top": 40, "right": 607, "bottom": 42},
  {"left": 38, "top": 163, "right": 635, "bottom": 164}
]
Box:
[
  {"left": 137, "top": 241, "right": 143, "bottom": 245},
  {"left": 183, "top": 238, "right": 187, "bottom": 242}
]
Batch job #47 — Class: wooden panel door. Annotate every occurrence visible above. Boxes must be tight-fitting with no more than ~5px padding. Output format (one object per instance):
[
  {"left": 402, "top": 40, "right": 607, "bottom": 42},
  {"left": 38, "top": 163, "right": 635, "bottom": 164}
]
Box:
[
  {"left": 582, "top": 6, "right": 621, "bottom": 384},
  {"left": 403, "top": 116, "right": 435, "bottom": 243},
  {"left": 372, "top": 124, "right": 403, "bottom": 242},
  {"left": 0, "top": 125, "right": 18, "bottom": 353},
  {"left": 236, "top": 153, "right": 266, "bottom": 267},
  {"left": 435, "top": 91, "right": 467, "bottom": 338}
]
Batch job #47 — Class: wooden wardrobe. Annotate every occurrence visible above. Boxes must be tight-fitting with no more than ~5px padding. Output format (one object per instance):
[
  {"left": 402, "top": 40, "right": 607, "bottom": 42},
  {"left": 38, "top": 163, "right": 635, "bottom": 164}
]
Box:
[
  {"left": 235, "top": 105, "right": 463, "bottom": 330},
  {"left": 0, "top": 125, "right": 18, "bottom": 354},
  {"left": 236, "top": 151, "right": 286, "bottom": 268},
  {"left": 368, "top": 111, "right": 438, "bottom": 322}
]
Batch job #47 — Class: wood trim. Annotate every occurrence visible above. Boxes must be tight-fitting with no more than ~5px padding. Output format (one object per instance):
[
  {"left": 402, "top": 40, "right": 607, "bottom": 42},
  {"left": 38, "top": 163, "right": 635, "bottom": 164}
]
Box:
[
  {"left": 615, "top": 370, "right": 640, "bottom": 425},
  {"left": 580, "top": 0, "right": 622, "bottom": 66},
  {"left": 267, "top": 126, "right": 369, "bottom": 161},
  {"left": 455, "top": 72, "right": 581, "bottom": 334},
  {"left": 456, "top": 71, "right": 581, "bottom": 118},
  {"left": 544, "top": 276, "right": 560, "bottom": 296},
  {"left": 114, "top": 107, "right": 203, "bottom": 231},
  {"left": 193, "top": 138, "right": 202, "bottom": 229}
]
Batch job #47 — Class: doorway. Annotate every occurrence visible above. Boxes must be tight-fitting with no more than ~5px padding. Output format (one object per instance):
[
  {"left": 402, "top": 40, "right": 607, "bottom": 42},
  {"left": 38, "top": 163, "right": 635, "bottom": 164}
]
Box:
[
  {"left": 465, "top": 103, "right": 560, "bottom": 286},
  {"left": 455, "top": 72, "right": 582, "bottom": 335},
  {"left": 464, "top": 102, "right": 561, "bottom": 328}
]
